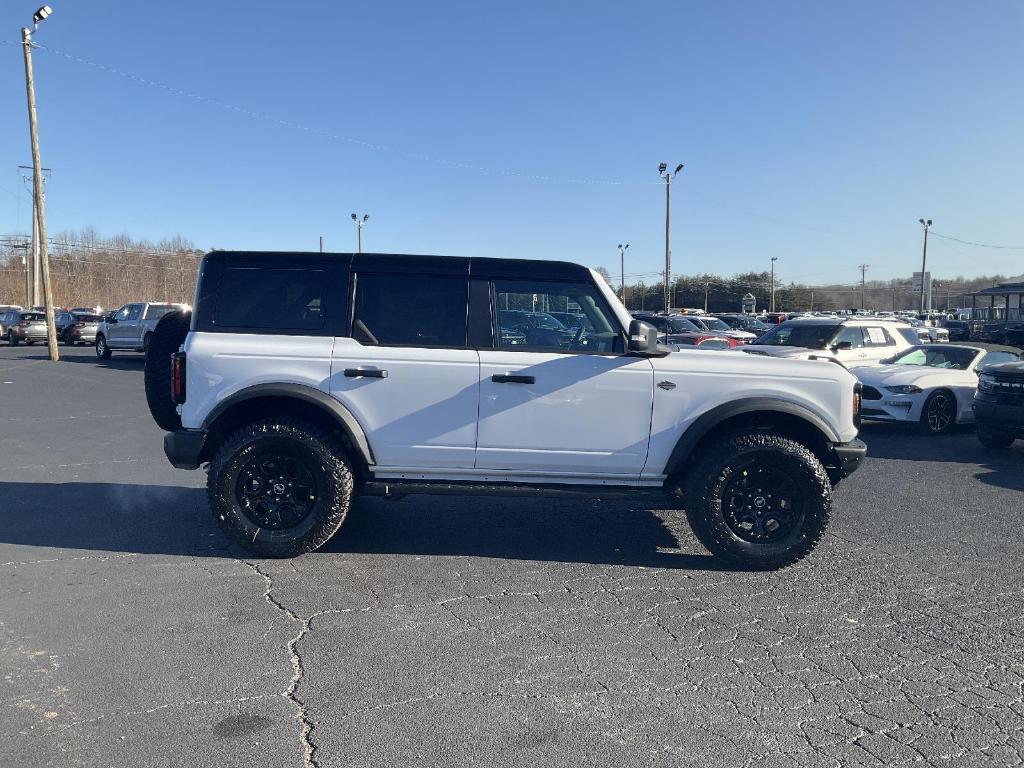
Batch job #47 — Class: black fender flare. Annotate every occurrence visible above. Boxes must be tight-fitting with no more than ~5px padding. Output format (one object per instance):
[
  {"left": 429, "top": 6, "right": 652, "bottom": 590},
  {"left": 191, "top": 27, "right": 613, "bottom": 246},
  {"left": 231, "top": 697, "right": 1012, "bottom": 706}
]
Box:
[
  {"left": 203, "top": 383, "right": 375, "bottom": 466},
  {"left": 662, "top": 397, "right": 840, "bottom": 479}
]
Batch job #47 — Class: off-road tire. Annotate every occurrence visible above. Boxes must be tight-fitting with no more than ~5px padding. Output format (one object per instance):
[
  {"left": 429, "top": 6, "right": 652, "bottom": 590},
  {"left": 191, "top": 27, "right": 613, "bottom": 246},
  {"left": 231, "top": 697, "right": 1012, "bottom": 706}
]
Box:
[
  {"left": 977, "top": 423, "right": 1015, "bottom": 449},
  {"left": 207, "top": 418, "right": 354, "bottom": 558},
  {"left": 920, "top": 390, "right": 956, "bottom": 435},
  {"left": 95, "top": 334, "right": 111, "bottom": 359},
  {"left": 683, "top": 431, "right": 832, "bottom": 570},
  {"left": 143, "top": 310, "right": 191, "bottom": 431}
]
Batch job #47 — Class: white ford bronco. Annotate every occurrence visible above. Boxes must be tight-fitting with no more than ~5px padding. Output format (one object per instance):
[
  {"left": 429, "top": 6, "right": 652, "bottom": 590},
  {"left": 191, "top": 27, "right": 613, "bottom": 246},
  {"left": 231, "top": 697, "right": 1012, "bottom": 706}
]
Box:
[{"left": 145, "top": 252, "right": 866, "bottom": 569}]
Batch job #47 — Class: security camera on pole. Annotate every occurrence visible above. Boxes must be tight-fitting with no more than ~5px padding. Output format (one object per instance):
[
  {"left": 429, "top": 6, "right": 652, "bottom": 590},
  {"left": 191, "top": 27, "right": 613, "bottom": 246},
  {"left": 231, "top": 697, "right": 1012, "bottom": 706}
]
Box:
[
  {"left": 658, "top": 163, "right": 683, "bottom": 312},
  {"left": 21, "top": 5, "right": 59, "bottom": 361}
]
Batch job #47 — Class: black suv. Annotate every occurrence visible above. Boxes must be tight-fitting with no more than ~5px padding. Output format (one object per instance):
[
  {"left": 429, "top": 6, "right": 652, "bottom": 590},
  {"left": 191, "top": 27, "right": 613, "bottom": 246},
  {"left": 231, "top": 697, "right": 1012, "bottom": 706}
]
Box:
[{"left": 973, "top": 361, "right": 1024, "bottom": 447}]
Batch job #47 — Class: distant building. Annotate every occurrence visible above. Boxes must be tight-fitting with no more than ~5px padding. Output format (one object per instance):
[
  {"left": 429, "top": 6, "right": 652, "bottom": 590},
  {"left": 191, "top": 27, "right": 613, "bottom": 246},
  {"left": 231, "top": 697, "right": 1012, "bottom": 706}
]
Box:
[{"left": 970, "top": 276, "right": 1024, "bottom": 323}]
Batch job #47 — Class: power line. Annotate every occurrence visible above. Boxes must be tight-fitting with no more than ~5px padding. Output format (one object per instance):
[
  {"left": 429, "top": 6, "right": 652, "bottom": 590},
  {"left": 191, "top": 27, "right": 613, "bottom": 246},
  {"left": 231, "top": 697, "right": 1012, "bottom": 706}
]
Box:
[
  {"left": 27, "top": 42, "right": 654, "bottom": 188},
  {"left": 929, "top": 231, "right": 1024, "bottom": 250}
]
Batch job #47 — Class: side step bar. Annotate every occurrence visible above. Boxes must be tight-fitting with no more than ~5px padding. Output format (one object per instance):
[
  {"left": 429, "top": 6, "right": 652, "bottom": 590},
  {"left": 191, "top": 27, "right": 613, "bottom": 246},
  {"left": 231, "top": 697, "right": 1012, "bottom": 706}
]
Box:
[{"left": 362, "top": 480, "right": 672, "bottom": 502}]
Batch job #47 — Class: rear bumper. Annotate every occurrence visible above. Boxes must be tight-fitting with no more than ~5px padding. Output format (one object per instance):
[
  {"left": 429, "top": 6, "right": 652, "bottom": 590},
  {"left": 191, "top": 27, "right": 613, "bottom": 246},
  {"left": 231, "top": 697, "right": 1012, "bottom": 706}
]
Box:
[
  {"left": 829, "top": 438, "right": 867, "bottom": 481},
  {"left": 164, "top": 429, "right": 207, "bottom": 470}
]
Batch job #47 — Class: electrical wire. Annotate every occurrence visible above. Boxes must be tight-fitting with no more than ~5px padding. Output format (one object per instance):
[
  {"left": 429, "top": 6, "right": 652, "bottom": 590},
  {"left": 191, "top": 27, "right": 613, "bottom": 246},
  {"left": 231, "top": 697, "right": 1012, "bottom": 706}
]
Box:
[{"left": 929, "top": 231, "right": 1024, "bottom": 250}]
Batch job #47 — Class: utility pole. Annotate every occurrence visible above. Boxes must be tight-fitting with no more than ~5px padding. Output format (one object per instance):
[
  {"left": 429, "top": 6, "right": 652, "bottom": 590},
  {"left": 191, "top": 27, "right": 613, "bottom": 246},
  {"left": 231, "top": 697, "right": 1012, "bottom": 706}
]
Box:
[
  {"left": 22, "top": 10, "right": 59, "bottom": 361},
  {"left": 617, "top": 243, "right": 629, "bottom": 305},
  {"left": 703, "top": 282, "right": 710, "bottom": 313},
  {"left": 918, "top": 218, "right": 932, "bottom": 313},
  {"left": 319, "top": 235, "right": 324, "bottom": 253},
  {"left": 351, "top": 213, "right": 369, "bottom": 253},
  {"left": 809, "top": 290, "right": 814, "bottom": 312},
  {"left": 770, "top": 257, "right": 778, "bottom": 313},
  {"left": 658, "top": 163, "right": 683, "bottom": 312},
  {"left": 18, "top": 164, "right": 48, "bottom": 305},
  {"left": 639, "top": 280, "right": 645, "bottom": 311},
  {"left": 858, "top": 264, "right": 869, "bottom": 310}
]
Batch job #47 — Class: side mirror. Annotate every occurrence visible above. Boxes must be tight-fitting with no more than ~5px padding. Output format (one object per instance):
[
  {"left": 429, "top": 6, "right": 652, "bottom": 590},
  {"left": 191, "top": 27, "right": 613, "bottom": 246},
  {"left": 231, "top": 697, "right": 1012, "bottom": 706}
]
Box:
[
  {"left": 831, "top": 341, "right": 853, "bottom": 351},
  {"left": 627, "top": 319, "right": 659, "bottom": 354}
]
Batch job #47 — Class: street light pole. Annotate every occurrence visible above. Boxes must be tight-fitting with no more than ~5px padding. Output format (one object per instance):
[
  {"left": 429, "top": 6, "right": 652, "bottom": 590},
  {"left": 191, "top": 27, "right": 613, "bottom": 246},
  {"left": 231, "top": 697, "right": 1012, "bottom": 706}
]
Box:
[
  {"left": 704, "top": 282, "right": 710, "bottom": 313},
  {"left": 770, "top": 257, "right": 778, "bottom": 313},
  {"left": 658, "top": 163, "right": 683, "bottom": 312},
  {"left": 351, "top": 213, "right": 369, "bottom": 253},
  {"left": 21, "top": 9, "right": 59, "bottom": 361},
  {"left": 858, "top": 264, "right": 869, "bottom": 310},
  {"left": 918, "top": 218, "right": 932, "bottom": 313},
  {"left": 617, "top": 243, "right": 629, "bottom": 305}
]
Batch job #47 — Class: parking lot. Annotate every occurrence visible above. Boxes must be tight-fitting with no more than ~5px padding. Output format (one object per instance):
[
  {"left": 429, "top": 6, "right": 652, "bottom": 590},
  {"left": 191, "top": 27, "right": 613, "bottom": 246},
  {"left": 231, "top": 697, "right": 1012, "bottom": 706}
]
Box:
[{"left": 1, "top": 344, "right": 1023, "bottom": 768}]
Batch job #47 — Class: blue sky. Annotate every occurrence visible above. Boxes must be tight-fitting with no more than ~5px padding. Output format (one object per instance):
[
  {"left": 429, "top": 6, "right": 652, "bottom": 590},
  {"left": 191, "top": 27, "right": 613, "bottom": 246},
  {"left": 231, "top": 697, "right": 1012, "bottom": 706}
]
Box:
[{"left": 0, "top": 0, "right": 1021, "bottom": 284}]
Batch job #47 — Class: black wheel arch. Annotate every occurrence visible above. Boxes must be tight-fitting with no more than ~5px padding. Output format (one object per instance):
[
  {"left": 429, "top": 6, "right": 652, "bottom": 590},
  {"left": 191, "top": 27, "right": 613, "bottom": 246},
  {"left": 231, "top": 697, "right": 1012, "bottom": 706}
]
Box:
[
  {"left": 200, "top": 384, "right": 375, "bottom": 479},
  {"left": 662, "top": 398, "right": 841, "bottom": 484}
]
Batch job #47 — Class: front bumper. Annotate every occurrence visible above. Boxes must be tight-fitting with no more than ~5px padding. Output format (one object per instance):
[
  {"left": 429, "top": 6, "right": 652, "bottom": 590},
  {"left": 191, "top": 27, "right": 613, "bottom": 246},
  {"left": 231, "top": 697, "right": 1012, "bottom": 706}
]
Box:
[
  {"left": 973, "top": 398, "right": 1024, "bottom": 436},
  {"left": 829, "top": 438, "right": 867, "bottom": 480},
  {"left": 164, "top": 429, "right": 207, "bottom": 470}
]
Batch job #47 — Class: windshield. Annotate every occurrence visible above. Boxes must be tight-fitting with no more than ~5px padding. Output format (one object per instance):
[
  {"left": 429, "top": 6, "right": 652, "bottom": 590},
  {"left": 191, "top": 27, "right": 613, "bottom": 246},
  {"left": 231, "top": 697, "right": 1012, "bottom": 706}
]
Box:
[
  {"left": 890, "top": 346, "right": 978, "bottom": 370},
  {"left": 754, "top": 322, "right": 840, "bottom": 349},
  {"left": 667, "top": 317, "right": 701, "bottom": 333},
  {"left": 144, "top": 305, "right": 178, "bottom": 320},
  {"left": 698, "top": 317, "right": 731, "bottom": 331}
]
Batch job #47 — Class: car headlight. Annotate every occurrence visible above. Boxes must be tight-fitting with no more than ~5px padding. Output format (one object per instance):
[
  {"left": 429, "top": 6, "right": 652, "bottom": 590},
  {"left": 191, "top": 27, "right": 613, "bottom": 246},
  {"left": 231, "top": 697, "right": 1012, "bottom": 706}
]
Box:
[
  {"left": 884, "top": 385, "right": 922, "bottom": 394},
  {"left": 978, "top": 374, "right": 995, "bottom": 392}
]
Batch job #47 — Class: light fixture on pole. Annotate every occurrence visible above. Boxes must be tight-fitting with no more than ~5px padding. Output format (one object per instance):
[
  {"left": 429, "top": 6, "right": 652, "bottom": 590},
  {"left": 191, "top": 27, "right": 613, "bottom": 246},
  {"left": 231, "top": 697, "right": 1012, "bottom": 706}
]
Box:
[
  {"left": 617, "top": 243, "right": 629, "bottom": 304},
  {"left": 658, "top": 162, "right": 683, "bottom": 312},
  {"left": 770, "top": 257, "right": 778, "bottom": 313},
  {"left": 351, "top": 213, "right": 369, "bottom": 253},
  {"left": 21, "top": 4, "right": 59, "bottom": 361},
  {"left": 918, "top": 218, "right": 932, "bottom": 313}
]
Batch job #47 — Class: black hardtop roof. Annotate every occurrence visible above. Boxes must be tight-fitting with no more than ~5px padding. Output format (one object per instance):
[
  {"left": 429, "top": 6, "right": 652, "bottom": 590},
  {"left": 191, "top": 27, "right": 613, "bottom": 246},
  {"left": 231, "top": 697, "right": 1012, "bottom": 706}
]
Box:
[{"left": 203, "top": 251, "right": 593, "bottom": 281}]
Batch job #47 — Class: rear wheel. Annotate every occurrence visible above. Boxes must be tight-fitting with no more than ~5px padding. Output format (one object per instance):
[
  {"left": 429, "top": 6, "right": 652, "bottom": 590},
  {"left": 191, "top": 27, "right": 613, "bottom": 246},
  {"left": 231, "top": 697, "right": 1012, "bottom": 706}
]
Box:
[
  {"left": 95, "top": 334, "right": 112, "bottom": 359},
  {"left": 977, "top": 423, "right": 1015, "bottom": 449},
  {"left": 683, "top": 431, "right": 831, "bottom": 570},
  {"left": 207, "top": 418, "right": 354, "bottom": 557},
  {"left": 921, "top": 390, "right": 956, "bottom": 435}
]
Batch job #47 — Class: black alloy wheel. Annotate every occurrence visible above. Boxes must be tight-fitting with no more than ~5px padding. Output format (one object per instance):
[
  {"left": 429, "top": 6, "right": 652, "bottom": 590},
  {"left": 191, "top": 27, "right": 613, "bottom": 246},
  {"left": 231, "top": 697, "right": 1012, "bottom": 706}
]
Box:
[
  {"left": 922, "top": 391, "right": 955, "bottom": 435},
  {"left": 721, "top": 461, "right": 801, "bottom": 543},
  {"left": 235, "top": 451, "right": 319, "bottom": 530}
]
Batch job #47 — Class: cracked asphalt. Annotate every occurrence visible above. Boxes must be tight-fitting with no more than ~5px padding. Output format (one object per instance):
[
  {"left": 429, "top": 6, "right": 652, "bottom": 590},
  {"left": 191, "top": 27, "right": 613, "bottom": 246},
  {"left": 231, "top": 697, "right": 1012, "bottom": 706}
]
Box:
[{"left": 2, "top": 344, "right": 1023, "bottom": 767}]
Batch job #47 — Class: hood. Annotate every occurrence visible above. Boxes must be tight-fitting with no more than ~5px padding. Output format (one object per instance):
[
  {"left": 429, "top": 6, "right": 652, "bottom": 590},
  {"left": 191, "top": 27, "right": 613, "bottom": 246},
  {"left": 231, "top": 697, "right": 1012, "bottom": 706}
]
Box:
[
  {"left": 981, "top": 361, "right": 1024, "bottom": 379},
  {"left": 742, "top": 345, "right": 836, "bottom": 362},
  {"left": 856, "top": 365, "right": 973, "bottom": 388},
  {"left": 655, "top": 345, "right": 855, "bottom": 385}
]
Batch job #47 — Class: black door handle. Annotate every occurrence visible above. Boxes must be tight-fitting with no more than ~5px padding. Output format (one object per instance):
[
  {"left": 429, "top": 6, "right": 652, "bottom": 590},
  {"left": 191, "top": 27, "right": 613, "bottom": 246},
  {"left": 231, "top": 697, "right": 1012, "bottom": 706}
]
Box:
[
  {"left": 344, "top": 368, "right": 388, "bottom": 378},
  {"left": 491, "top": 374, "right": 535, "bottom": 384}
]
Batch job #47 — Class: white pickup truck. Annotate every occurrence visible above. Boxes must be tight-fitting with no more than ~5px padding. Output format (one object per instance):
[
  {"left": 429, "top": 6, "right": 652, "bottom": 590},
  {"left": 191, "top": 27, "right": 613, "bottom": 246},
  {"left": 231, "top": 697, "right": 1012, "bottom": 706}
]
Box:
[{"left": 96, "top": 301, "right": 186, "bottom": 359}]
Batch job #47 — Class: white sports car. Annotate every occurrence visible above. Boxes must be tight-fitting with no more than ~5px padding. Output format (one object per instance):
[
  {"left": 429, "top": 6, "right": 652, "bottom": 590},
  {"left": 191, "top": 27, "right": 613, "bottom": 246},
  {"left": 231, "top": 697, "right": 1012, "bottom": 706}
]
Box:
[{"left": 856, "top": 344, "right": 1020, "bottom": 434}]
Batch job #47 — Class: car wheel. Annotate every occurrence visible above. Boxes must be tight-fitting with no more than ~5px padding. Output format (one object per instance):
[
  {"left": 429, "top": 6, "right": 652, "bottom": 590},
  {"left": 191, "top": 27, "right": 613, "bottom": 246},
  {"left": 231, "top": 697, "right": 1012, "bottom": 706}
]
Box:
[
  {"left": 143, "top": 332, "right": 153, "bottom": 357},
  {"left": 921, "top": 390, "right": 956, "bottom": 435},
  {"left": 144, "top": 310, "right": 191, "bottom": 431},
  {"left": 207, "top": 418, "right": 354, "bottom": 557},
  {"left": 95, "top": 335, "right": 112, "bottom": 359},
  {"left": 977, "top": 424, "right": 1015, "bottom": 449},
  {"left": 683, "top": 431, "right": 831, "bottom": 570}
]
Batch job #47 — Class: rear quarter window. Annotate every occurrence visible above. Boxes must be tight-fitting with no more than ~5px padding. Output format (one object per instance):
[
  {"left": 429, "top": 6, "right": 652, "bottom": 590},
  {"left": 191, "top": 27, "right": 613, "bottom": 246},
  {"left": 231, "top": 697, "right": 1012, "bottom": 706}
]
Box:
[{"left": 214, "top": 267, "right": 328, "bottom": 331}]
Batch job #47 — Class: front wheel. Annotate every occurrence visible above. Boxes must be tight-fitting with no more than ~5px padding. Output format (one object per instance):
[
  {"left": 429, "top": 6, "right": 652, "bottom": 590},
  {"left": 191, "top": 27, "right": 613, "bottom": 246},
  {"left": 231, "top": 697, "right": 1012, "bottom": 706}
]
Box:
[
  {"left": 977, "top": 423, "right": 1015, "bottom": 449},
  {"left": 95, "top": 335, "right": 112, "bottom": 359},
  {"left": 207, "top": 418, "right": 354, "bottom": 557},
  {"left": 683, "top": 431, "right": 831, "bottom": 570},
  {"left": 921, "top": 390, "right": 956, "bottom": 435}
]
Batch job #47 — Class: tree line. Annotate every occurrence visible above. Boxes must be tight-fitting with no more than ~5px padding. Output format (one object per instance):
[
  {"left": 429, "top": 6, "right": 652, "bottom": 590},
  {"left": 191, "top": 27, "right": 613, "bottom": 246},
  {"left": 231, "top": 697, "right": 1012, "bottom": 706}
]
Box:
[{"left": 0, "top": 228, "right": 201, "bottom": 310}]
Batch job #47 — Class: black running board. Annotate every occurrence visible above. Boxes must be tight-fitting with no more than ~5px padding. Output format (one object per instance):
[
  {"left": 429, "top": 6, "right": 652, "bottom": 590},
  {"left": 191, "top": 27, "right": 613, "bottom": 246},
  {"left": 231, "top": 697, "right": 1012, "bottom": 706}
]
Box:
[{"left": 362, "top": 480, "right": 671, "bottom": 502}]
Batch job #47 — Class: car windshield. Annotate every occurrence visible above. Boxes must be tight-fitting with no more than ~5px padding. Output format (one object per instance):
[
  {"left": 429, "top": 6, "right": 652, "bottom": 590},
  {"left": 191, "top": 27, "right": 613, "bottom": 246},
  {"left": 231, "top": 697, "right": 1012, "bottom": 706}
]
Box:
[
  {"left": 754, "top": 322, "right": 840, "bottom": 349},
  {"left": 666, "top": 317, "right": 701, "bottom": 333},
  {"left": 890, "top": 346, "right": 978, "bottom": 370},
  {"left": 698, "top": 317, "right": 731, "bottom": 331},
  {"left": 144, "top": 305, "right": 177, "bottom": 320}
]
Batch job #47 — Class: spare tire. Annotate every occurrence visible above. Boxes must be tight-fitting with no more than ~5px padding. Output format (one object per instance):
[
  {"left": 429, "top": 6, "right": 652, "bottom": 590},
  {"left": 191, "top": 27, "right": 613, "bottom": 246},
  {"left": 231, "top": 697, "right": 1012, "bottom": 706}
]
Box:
[{"left": 144, "top": 309, "right": 192, "bottom": 432}]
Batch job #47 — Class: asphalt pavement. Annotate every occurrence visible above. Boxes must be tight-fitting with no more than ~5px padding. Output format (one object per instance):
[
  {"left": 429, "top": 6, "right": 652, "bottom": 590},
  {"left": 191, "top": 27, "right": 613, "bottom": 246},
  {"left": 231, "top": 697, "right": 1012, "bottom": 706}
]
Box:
[{"left": 1, "top": 343, "right": 1023, "bottom": 767}]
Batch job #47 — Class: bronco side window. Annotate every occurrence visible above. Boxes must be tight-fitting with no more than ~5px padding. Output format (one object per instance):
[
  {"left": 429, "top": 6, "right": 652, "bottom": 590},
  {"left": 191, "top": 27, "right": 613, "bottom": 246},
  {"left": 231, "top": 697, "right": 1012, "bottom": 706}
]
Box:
[{"left": 352, "top": 273, "right": 468, "bottom": 347}]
